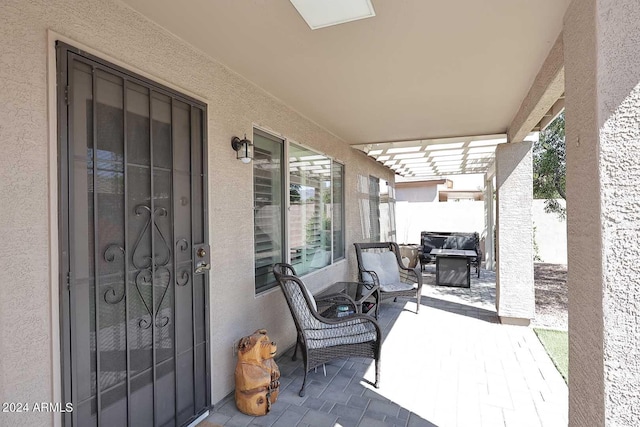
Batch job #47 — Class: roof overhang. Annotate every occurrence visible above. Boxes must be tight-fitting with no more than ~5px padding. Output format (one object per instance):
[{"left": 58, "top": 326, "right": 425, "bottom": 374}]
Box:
[{"left": 120, "top": 0, "right": 572, "bottom": 144}]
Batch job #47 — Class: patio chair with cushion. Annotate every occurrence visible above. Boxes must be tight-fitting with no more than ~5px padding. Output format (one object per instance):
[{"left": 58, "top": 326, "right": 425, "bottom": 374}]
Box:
[
  {"left": 354, "top": 242, "right": 423, "bottom": 313},
  {"left": 273, "top": 263, "right": 382, "bottom": 397}
]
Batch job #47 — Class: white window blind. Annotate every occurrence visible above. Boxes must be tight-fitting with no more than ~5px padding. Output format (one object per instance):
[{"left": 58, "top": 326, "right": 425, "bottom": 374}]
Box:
[{"left": 253, "top": 131, "right": 285, "bottom": 292}]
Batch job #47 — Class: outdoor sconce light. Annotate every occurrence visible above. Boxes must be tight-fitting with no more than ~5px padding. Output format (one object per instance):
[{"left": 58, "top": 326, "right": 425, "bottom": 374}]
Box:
[{"left": 231, "top": 135, "right": 253, "bottom": 164}]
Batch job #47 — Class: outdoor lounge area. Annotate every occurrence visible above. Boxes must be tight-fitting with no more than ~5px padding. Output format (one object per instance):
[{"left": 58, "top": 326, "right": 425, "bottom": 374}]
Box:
[{"left": 205, "top": 269, "right": 567, "bottom": 427}]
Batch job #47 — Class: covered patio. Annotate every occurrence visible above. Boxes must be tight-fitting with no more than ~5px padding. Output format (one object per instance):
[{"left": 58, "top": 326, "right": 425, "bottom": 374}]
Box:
[
  {"left": 1, "top": 0, "right": 639, "bottom": 426},
  {"left": 206, "top": 270, "right": 567, "bottom": 427}
]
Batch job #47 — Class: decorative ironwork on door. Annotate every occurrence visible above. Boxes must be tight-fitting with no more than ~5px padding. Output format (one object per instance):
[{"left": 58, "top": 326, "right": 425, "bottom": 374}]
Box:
[{"left": 57, "top": 42, "right": 210, "bottom": 427}]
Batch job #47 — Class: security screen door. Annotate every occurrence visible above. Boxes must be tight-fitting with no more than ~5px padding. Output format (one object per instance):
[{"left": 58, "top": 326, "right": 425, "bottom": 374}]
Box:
[{"left": 57, "top": 43, "right": 210, "bottom": 426}]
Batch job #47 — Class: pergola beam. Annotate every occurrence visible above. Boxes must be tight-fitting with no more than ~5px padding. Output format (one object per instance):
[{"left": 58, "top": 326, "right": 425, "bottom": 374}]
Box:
[
  {"left": 507, "top": 33, "right": 565, "bottom": 143},
  {"left": 537, "top": 96, "right": 565, "bottom": 131}
]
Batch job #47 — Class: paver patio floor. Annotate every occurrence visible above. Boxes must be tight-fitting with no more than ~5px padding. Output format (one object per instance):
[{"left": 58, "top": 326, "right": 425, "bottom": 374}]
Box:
[{"left": 203, "top": 268, "right": 568, "bottom": 427}]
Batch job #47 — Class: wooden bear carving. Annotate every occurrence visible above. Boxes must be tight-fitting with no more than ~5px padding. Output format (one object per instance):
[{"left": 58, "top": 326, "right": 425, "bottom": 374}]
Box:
[{"left": 234, "top": 329, "right": 280, "bottom": 416}]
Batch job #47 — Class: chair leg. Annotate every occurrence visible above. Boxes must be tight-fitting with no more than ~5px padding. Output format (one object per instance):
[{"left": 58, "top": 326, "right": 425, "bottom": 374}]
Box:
[
  {"left": 374, "top": 358, "right": 380, "bottom": 389},
  {"left": 299, "top": 368, "right": 308, "bottom": 397},
  {"left": 292, "top": 338, "right": 299, "bottom": 361},
  {"left": 298, "top": 352, "right": 309, "bottom": 397}
]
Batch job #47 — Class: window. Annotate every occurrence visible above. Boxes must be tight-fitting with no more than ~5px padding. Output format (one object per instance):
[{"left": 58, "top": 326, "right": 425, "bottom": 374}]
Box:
[
  {"left": 253, "top": 130, "right": 345, "bottom": 293},
  {"left": 379, "top": 179, "right": 396, "bottom": 242},
  {"left": 361, "top": 175, "right": 395, "bottom": 242},
  {"left": 289, "top": 144, "right": 334, "bottom": 276}
]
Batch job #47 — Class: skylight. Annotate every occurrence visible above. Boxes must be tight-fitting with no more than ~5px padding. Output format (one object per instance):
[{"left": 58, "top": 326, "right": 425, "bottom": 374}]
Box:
[{"left": 290, "top": 0, "right": 376, "bottom": 30}]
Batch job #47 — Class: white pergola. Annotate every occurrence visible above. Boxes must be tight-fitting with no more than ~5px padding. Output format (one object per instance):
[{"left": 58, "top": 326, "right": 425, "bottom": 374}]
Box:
[{"left": 352, "top": 134, "right": 513, "bottom": 180}]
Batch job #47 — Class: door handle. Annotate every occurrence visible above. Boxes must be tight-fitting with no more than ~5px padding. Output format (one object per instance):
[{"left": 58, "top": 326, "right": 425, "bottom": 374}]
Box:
[{"left": 195, "top": 262, "right": 211, "bottom": 274}]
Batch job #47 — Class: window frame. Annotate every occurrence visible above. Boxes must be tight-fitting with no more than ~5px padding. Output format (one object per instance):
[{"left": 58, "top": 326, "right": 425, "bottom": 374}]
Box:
[
  {"left": 369, "top": 175, "right": 381, "bottom": 242},
  {"left": 331, "top": 160, "right": 346, "bottom": 261}
]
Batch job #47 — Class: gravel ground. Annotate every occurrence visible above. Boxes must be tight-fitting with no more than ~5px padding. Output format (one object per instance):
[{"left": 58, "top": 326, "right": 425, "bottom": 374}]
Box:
[{"left": 533, "top": 263, "right": 568, "bottom": 330}]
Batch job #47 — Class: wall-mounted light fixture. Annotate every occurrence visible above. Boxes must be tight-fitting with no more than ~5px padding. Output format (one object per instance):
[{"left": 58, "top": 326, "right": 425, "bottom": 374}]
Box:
[{"left": 231, "top": 135, "right": 253, "bottom": 164}]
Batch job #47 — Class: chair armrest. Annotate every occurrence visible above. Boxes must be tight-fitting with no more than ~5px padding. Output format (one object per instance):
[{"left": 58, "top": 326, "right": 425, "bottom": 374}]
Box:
[
  {"left": 360, "top": 269, "right": 380, "bottom": 286},
  {"left": 398, "top": 263, "right": 421, "bottom": 279},
  {"left": 399, "top": 265, "right": 423, "bottom": 288}
]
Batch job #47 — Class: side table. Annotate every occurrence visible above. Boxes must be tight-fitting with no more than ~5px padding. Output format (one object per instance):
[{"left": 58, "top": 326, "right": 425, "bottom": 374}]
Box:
[{"left": 315, "top": 281, "right": 380, "bottom": 319}]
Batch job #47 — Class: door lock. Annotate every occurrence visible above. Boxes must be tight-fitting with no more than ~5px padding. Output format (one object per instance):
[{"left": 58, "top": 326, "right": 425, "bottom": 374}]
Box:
[{"left": 193, "top": 243, "right": 211, "bottom": 274}]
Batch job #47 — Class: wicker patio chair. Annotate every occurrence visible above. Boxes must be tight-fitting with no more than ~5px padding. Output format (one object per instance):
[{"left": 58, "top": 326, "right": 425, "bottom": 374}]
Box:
[
  {"left": 273, "top": 267, "right": 382, "bottom": 397},
  {"left": 354, "top": 242, "right": 423, "bottom": 313},
  {"left": 273, "top": 262, "right": 360, "bottom": 363}
]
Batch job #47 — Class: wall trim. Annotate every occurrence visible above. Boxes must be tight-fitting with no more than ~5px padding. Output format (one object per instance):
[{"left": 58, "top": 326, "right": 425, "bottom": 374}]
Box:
[{"left": 46, "top": 29, "right": 62, "bottom": 427}]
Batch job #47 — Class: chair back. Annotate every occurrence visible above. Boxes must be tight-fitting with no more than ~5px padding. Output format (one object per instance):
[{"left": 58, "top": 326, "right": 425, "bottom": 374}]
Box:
[
  {"left": 276, "top": 275, "right": 324, "bottom": 335},
  {"left": 273, "top": 263, "right": 297, "bottom": 281},
  {"left": 353, "top": 242, "right": 404, "bottom": 285}
]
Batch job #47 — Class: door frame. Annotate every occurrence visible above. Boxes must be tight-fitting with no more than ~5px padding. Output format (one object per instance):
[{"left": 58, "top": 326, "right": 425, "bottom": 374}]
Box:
[{"left": 54, "top": 38, "right": 211, "bottom": 426}]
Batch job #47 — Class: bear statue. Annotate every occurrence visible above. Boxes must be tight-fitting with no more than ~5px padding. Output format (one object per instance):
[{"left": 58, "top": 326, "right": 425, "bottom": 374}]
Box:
[{"left": 234, "top": 329, "right": 281, "bottom": 416}]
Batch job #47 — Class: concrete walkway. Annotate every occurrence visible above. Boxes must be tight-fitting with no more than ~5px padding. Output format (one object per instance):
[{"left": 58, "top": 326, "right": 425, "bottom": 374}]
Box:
[{"left": 203, "top": 268, "right": 568, "bottom": 427}]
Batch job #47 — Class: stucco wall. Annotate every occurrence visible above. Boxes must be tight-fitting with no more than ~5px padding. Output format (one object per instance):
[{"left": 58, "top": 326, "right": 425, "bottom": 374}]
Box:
[
  {"left": 596, "top": 0, "right": 640, "bottom": 420},
  {"left": 566, "top": 0, "right": 640, "bottom": 424},
  {"left": 0, "top": 0, "right": 392, "bottom": 424},
  {"left": 495, "top": 141, "right": 535, "bottom": 321},
  {"left": 566, "top": 0, "right": 640, "bottom": 425}
]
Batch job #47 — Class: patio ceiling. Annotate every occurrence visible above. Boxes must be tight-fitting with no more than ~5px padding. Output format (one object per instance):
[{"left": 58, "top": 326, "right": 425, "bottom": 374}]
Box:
[{"left": 120, "top": 0, "right": 569, "bottom": 159}]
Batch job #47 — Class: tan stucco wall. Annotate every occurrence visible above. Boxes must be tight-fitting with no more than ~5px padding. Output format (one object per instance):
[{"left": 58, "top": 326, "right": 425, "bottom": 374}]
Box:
[
  {"left": 565, "top": 0, "right": 640, "bottom": 425},
  {"left": 0, "top": 0, "right": 392, "bottom": 424},
  {"left": 564, "top": 2, "right": 605, "bottom": 424}
]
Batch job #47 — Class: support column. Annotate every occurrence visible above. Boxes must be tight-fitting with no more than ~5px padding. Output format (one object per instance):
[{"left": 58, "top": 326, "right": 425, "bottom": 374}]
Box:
[
  {"left": 483, "top": 174, "right": 495, "bottom": 271},
  {"left": 495, "top": 142, "right": 534, "bottom": 325},
  {"left": 564, "top": 0, "right": 640, "bottom": 425}
]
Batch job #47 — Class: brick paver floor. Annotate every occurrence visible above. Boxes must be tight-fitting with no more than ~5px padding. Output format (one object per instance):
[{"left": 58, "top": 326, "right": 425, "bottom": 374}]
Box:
[{"left": 204, "top": 268, "right": 568, "bottom": 427}]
